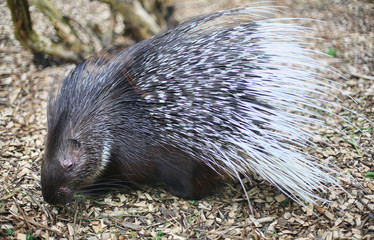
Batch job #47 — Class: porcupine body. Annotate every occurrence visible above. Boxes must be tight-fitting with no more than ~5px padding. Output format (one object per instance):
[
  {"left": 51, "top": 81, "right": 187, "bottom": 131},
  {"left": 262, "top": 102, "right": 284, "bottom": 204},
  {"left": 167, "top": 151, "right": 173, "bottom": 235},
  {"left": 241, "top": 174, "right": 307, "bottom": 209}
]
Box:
[{"left": 42, "top": 7, "right": 345, "bottom": 206}]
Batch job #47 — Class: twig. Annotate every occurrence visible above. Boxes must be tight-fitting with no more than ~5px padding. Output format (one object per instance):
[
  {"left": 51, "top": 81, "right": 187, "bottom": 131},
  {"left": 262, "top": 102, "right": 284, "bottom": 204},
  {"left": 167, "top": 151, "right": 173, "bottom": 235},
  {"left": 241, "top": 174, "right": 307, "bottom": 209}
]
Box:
[
  {"left": 351, "top": 72, "right": 374, "bottom": 81},
  {"left": 9, "top": 210, "right": 62, "bottom": 234},
  {"left": 256, "top": 216, "right": 277, "bottom": 224},
  {"left": 13, "top": 196, "right": 32, "bottom": 229},
  {"left": 73, "top": 200, "right": 80, "bottom": 240}
]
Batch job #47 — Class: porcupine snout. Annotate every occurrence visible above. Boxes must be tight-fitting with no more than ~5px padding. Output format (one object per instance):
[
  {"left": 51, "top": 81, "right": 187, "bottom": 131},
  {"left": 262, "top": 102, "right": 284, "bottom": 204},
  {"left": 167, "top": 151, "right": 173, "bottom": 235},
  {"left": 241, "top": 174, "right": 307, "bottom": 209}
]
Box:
[{"left": 41, "top": 158, "right": 73, "bottom": 205}]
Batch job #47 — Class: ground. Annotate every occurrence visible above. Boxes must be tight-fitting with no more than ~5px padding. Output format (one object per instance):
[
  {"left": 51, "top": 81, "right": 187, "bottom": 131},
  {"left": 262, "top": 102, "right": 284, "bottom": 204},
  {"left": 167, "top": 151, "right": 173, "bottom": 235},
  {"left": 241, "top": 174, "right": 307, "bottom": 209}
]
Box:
[{"left": 0, "top": 0, "right": 373, "bottom": 239}]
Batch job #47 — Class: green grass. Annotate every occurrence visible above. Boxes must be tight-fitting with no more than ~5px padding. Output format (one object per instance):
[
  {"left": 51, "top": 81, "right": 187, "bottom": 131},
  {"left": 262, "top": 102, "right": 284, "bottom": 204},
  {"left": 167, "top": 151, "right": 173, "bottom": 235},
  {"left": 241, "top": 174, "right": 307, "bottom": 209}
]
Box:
[
  {"left": 26, "top": 232, "right": 34, "bottom": 240},
  {"left": 341, "top": 133, "right": 362, "bottom": 156},
  {"left": 365, "top": 171, "right": 374, "bottom": 179},
  {"left": 325, "top": 47, "right": 338, "bottom": 57},
  {"left": 5, "top": 228, "right": 14, "bottom": 236},
  {"left": 156, "top": 231, "right": 164, "bottom": 240}
]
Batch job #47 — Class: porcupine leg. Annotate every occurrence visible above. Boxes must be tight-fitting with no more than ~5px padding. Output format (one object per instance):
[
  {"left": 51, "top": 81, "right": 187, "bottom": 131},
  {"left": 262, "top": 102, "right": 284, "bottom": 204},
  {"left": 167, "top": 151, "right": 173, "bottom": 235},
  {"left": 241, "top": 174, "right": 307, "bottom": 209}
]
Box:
[{"left": 157, "top": 147, "right": 221, "bottom": 200}]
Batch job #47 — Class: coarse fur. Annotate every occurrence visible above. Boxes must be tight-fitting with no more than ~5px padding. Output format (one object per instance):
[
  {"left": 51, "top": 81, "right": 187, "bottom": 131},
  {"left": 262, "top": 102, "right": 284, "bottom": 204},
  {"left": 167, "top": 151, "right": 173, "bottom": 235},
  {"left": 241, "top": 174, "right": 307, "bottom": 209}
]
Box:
[{"left": 42, "top": 7, "right": 360, "bottom": 207}]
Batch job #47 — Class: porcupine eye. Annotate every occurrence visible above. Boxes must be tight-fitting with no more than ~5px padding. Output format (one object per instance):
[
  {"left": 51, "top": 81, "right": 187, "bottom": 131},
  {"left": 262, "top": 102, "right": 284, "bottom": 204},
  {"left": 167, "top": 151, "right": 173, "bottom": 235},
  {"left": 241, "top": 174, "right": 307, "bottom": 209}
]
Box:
[{"left": 68, "top": 138, "right": 81, "bottom": 149}]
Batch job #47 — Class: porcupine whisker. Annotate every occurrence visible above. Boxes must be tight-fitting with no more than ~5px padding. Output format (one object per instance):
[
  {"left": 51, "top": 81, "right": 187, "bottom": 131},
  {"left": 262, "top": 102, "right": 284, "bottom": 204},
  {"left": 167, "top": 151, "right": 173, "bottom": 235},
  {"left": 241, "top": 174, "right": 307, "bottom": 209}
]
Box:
[
  {"left": 78, "top": 186, "right": 127, "bottom": 196},
  {"left": 78, "top": 181, "right": 136, "bottom": 193},
  {"left": 78, "top": 180, "right": 155, "bottom": 196}
]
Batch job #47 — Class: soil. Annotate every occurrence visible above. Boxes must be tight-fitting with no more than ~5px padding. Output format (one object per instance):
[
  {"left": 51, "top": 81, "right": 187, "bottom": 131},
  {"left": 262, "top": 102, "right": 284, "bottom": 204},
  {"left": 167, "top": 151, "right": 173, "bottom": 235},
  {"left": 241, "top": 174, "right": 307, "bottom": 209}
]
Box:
[{"left": 0, "top": 0, "right": 373, "bottom": 239}]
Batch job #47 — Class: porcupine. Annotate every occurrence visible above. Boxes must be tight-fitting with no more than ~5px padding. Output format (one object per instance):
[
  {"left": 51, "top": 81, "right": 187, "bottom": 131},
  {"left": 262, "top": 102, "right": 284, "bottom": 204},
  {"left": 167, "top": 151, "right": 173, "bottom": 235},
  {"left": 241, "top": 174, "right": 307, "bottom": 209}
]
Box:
[{"left": 41, "top": 7, "right": 353, "bottom": 207}]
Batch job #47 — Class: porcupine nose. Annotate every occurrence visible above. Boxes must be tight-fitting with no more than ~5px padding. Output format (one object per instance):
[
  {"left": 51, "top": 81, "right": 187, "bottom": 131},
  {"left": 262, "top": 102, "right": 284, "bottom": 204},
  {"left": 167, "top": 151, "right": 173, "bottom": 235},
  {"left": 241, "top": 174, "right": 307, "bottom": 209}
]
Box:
[{"left": 41, "top": 161, "right": 73, "bottom": 205}]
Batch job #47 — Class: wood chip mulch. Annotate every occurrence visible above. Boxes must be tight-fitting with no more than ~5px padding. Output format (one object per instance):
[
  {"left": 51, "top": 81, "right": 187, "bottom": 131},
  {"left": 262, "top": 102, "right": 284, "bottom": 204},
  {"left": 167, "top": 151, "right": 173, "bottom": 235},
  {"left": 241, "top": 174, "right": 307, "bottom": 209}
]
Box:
[{"left": 1, "top": 0, "right": 373, "bottom": 239}]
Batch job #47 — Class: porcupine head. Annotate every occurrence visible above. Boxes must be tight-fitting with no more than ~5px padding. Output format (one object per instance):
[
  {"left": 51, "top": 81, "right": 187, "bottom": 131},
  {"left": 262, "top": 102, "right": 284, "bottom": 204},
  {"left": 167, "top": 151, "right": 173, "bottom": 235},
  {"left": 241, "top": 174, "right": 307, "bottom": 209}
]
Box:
[
  {"left": 41, "top": 7, "right": 350, "bottom": 206},
  {"left": 41, "top": 53, "right": 117, "bottom": 205},
  {"left": 41, "top": 50, "right": 153, "bottom": 205}
]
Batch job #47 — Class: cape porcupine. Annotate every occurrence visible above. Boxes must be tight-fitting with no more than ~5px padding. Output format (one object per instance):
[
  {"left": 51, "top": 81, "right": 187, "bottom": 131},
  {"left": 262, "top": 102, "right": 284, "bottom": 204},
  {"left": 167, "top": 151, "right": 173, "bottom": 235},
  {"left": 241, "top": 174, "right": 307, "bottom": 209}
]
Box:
[{"left": 41, "top": 7, "right": 361, "bottom": 207}]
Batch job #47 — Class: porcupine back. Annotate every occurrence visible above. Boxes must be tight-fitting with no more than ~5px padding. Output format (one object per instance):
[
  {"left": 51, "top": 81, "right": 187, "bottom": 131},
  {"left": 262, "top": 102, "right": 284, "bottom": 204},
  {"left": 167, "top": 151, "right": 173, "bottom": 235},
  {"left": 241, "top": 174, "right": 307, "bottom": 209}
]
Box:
[
  {"left": 129, "top": 7, "right": 342, "bottom": 204},
  {"left": 45, "top": 7, "right": 353, "bottom": 206}
]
